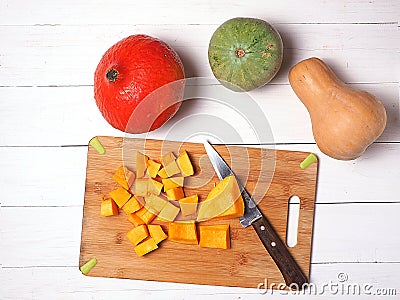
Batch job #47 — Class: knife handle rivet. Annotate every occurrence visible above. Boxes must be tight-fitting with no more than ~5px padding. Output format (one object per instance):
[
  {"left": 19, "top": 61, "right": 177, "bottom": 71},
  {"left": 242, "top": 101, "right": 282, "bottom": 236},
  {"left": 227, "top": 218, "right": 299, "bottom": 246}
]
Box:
[
  {"left": 271, "top": 241, "right": 276, "bottom": 247},
  {"left": 260, "top": 225, "right": 265, "bottom": 231}
]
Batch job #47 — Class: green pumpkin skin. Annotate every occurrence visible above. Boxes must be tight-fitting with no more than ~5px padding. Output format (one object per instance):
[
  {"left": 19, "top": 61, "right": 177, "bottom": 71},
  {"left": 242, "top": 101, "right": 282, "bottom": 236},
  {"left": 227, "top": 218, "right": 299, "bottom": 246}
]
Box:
[{"left": 208, "top": 18, "right": 283, "bottom": 92}]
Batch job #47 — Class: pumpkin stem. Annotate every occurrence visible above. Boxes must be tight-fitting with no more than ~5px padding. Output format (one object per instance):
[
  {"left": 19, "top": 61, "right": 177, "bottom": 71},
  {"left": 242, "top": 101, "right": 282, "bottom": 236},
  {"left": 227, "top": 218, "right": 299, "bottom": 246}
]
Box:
[
  {"left": 235, "top": 48, "right": 246, "bottom": 58},
  {"left": 106, "top": 68, "right": 119, "bottom": 82}
]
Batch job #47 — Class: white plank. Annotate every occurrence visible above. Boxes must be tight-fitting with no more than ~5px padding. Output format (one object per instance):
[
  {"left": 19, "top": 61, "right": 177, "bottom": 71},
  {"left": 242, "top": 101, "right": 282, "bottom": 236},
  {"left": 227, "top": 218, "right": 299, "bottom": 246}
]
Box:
[
  {"left": 0, "top": 0, "right": 398, "bottom": 25},
  {"left": 0, "top": 146, "right": 88, "bottom": 207},
  {"left": 1, "top": 263, "right": 399, "bottom": 299},
  {"left": 1, "top": 143, "right": 399, "bottom": 207},
  {"left": 0, "top": 83, "right": 398, "bottom": 146},
  {"left": 0, "top": 24, "right": 398, "bottom": 86},
  {"left": 277, "top": 143, "right": 400, "bottom": 203},
  {"left": 2, "top": 204, "right": 399, "bottom": 268},
  {"left": 311, "top": 203, "right": 400, "bottom": 263}
]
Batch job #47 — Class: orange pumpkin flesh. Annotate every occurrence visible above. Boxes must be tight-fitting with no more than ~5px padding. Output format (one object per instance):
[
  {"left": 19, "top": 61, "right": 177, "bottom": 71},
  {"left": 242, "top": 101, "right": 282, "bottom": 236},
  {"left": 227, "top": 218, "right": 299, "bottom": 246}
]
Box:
[
  {"left": 100, "top": 199, "right": 119, "bottom": 216},
  {"left": 165, "top": 186, "right": 185, "bottom": 201},
  {"left": 108, "top": 187, "right": 131, "bottom": 208},
  {"left": 121, "top": 196, "right": 142, "bottom": 214},
  {"left": 127, "top": 213, "right": 145, "bottom": 227},
  {"left": 126, "top": 225, "right": 149, "bottom": 246},
  {"left": 179, "top": 195, "right": 199, "bottom": 216},
  {"left": 197, "top": 175, "right": 244, "bottom": 222},
  {"left": 168, "top": 222, "right": 198, "bottom": 245},
  {"left": 176, "top": 150, "right": 195, "bottom": 176},
  {"left": 136, "top": 152, "right": 149, "bottom": 179},
  {"left": 134, "top": 238, "right": 158, "bottom": 257},
  {"left": 147, "top": 225, "right": 168, "bottom": 244},
  {"left": 199, "top": 224, "right": 230, "bottom": 249},
  {"left": 147, "top": 160, "right": 161, "bottom": 178},
  {"left": 101, "top": 150, "right": 239, "bottom": 256},
  {"left": 112, "top": 166, "right": 135, "bottom": 190},
  {"left": 94, "top": 35, "right": 185, "bottom": 134}
]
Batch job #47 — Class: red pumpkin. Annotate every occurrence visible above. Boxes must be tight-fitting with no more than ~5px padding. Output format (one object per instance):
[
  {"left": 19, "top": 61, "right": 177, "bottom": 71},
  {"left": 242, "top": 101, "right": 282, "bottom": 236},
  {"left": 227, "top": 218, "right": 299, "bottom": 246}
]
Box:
[{"left": 94, "top": 35, "right": 185, "bottom": 133}]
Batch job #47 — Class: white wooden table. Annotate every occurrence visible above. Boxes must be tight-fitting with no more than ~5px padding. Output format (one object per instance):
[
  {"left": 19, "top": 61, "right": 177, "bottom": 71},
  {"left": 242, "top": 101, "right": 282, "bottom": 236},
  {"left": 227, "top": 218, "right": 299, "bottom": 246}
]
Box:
[{"left": 1, "top": 1, "right": 399, "bottom": 299}]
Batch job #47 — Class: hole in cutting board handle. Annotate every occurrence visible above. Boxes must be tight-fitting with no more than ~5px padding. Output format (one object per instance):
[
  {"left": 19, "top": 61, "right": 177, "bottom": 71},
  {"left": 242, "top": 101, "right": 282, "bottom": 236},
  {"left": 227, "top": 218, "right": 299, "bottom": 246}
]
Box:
[{"left": 286, "top": 195, "right": 300, "bottom": 248}]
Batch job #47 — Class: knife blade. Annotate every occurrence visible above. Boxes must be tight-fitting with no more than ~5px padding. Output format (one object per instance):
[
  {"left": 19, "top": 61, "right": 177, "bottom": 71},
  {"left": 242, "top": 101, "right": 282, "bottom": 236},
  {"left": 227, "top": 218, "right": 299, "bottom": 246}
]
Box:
[
  {"left": 203, "top": 141, "right": 262, "bottom": 227},
  {"left": 203, "top": 141, "right": 308, "bottom": 289}
]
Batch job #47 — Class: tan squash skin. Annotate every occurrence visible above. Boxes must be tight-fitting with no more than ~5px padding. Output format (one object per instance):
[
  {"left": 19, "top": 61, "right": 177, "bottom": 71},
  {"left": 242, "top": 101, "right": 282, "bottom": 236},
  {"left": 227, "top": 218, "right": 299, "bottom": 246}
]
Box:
[{"left": 289, "top": 57, "right": 387, "bottom": 160}]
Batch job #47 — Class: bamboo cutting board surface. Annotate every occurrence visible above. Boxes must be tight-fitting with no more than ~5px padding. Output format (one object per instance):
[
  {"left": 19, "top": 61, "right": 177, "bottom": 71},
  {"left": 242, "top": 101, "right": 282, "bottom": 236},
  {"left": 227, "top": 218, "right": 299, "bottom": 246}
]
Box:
[{"left": 79, "top": 136, "right": 318, "bottom": 289}]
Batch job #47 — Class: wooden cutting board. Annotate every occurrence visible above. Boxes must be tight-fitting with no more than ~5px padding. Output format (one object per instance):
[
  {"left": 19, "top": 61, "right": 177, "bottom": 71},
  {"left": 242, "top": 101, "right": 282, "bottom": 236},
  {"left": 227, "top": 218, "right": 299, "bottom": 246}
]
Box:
[{"left": 79, "top": 136, "right": 318, "bottom": 289}]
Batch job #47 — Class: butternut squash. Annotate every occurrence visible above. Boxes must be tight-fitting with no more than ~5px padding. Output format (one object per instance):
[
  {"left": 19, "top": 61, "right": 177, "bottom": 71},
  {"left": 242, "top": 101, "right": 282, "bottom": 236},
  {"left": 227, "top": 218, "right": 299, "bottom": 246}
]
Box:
[{"left": 288, "top": 57, "right": 387, "bottom": 160}]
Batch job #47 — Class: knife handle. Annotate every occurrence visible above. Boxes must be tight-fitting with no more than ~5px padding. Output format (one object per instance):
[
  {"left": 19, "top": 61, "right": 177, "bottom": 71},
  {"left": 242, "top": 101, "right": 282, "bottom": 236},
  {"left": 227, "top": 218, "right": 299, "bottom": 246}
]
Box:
[{"left": 252, "top": 216, "right": 308, "bottom": 289}]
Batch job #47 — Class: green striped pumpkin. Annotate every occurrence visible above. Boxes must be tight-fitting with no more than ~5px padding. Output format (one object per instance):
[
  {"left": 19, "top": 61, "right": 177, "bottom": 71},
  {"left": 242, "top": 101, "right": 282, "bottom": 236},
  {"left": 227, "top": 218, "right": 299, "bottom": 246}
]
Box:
[{"left": 208, "top": 18, "right": 283, "bottom": 92}]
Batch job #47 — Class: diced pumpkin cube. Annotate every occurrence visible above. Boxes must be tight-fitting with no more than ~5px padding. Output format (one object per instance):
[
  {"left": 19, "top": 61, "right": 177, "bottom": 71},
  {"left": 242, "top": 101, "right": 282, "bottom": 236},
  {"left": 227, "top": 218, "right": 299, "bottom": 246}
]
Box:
[
  {"left": 127, "top": 213, "right": 145, "bottom": 227},
  {"left": 126, "top": 225, "right": 149, "bottom": 246},
  {"left": 100, "top": 199, "right": 119, "bottom": 216},
  {"left": 148, "top": 178, "right": 163, "bottom": 195},
  {"left": 147, "top": 160, "right": 161, "bottom": 178},
  {"left": 157, "top": 168, "right": 168, "bottom": 179},
  {"left": 199, "top": 224, "right": 230, "bottom": 249},
  {"left": 160, "top": 152, "right": 176, "bottom": 167},
  {"left": 162, "top": 177, "right": 184, "bottom": 191},
  {"left": 109, "top": 187, "right": 131, "bottom": 208},
  {"left": 134, "top": 178, "right": 148, "bottom": 197},
  {"left": 147, "top": 224, "right": 168, "bottom": 244},
  {"left": 112, "top": 166, "right": 135, "bottom": 190},
  {"left": 168, "top": 221, "right": 198, "bottom": 245},
  {"left": 134, "top": 238, "right": 158, "bottom": 256},
  {"left": 164, "top": 160, "right": 181, "bottom": 177},
  {"left": 136, "top": 151, "right": 149, "bottom": 178},
  {"left": 166, "top": 186, "right": 185, "bottom": 200},
  {"left": 197, "top": 175, "right": 244, "bottom": 222},
  {"left": 145, "top": 194, "right": 168, "bottom": 214},
  {"left": 136, "top": 207, "right": 156, "bottom": 224},
  {"left": 122, "top": 196, "right": 142, "bottom": 214},
  {"left": 176, "top": 150, "right": 194, "bottom": 177},
  {"left": 157, "top": 201, "right": 180, "bottom": 222},
  {"left": 179, "top": 195, "right": 198, "bottom": 216}
]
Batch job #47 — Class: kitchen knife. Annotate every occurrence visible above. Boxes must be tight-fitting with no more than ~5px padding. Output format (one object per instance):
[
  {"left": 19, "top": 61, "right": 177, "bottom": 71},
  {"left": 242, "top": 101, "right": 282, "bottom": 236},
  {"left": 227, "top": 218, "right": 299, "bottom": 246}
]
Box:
[{"left": 203, "top": 141, "right": 308, "bottom": 289}]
